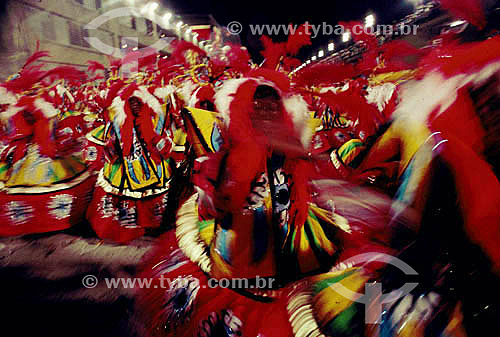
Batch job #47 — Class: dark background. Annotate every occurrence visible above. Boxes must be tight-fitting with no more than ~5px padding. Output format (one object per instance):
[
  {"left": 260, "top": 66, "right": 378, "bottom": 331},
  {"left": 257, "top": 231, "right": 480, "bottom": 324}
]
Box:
[{"left": 160, "top": 0, "right": 417, "bottom": 61}]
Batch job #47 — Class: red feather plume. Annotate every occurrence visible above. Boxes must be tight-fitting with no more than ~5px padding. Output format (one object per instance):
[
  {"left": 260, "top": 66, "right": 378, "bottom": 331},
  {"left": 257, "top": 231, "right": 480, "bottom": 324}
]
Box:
[
  {"left": 107, "top": 55, "right": 122, "bottom": 72},
  {"left": 194, "top": 85, "right": 216, "bottom": 109},
  {"left": 260, "top": 35, "right": 286, "bottom": 70},
  {"left": 3, "top": 65, "right": 47, "bottom": 93},
  {"left": 22, "top": 50, "right": 50, "bottom": 70},
  {"left": 220, "top": 80, "right": 268, "bottom": 213},
  {"left": 286, "top": 23, "right": 312, "bottom": 56},
  {"left": 293, "top": 63, "right": 357, "bottom": 88},
  {"left": 89, "top": 74, "right": 105, "bottom": 82},
  {"left": 225, "top": 44, "right": 251, "bottom": 73},
  {"left": 170, "top": 40, "right": 207, "bottom": 65},
  {"left": 282, "top": 57, "right": 302, "bottom": 72},
  {"left": 45, "top": 66, "right": 87, "bottom": 85},
  {"left": 419, "top": 35, "right": 500, "bottom": 78},
  {"left": 103, "top": 80, "right": 126, "bottom": 109},
  {"left": 87, "top": 60, "right": 107, "bottom": 74},
  {"left": 439, "top": 0, "right": 486, "bottom": 30},
  {"left": 379, "top": 40, "right": 421, "bottom": 61}
]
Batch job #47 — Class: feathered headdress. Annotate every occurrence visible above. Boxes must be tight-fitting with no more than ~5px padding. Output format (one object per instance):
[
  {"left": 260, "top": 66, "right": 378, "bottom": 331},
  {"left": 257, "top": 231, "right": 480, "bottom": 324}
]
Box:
[
  {"left": 170, "top": 40, "right": 207, "bottom": 67},
  {"left": 4, "top": 95, "right": 59, "bottom": 158},
  {"left": 45, "top": 66, "right": 87, "bottom": 86},
  {"left": 109, "top": 82, "right": 166, "bottom": 161},
  {"left": 260, "top": 23, "right": 312, "bottom": 71},
  {"left": 225, "top": 44, "right": 251, "bottom": 73},
  {"left": 195, "top": 74, "right": 313, "bottom": 225},
  {"left": 1, "top": 49, "right": 50, "bottom": 95},
  {"left": 211, "top": 43, "right": 252, "bottom": 76},
  {"left": 418, "top": 35, "right": 500, "bottom": 78}
]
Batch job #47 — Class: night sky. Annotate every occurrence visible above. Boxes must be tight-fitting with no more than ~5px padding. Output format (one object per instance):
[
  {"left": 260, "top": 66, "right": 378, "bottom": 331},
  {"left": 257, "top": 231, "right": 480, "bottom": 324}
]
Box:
[
  {"left": 0, "top": 0, "right": 421, "bottom": 61},
  {"left": 161, "top": 0, "right": 418, "bottom": 61}
]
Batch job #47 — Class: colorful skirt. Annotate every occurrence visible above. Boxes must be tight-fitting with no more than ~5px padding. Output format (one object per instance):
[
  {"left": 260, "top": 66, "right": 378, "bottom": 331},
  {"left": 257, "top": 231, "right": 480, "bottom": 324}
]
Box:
[
  {"left": 137, "top": 231, "right": 294, "bottom": 337},
  {"left": 135, "top": 195, "right": 468, "bottom": 337},
  {"left": 0, "top": 171, "right": 95, "bottom": 237},
  {"left": 86, "top": 170, "right": 170, "bottom": 243}
]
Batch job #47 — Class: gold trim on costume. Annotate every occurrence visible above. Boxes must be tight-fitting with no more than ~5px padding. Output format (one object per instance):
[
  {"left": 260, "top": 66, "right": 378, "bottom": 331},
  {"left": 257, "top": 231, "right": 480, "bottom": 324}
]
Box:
[
  {"left": 96, "top": 169, "right": 170, "bottom": 199},
  {"left": 3, "top": 170, "right": 92, "bottom": 194}
]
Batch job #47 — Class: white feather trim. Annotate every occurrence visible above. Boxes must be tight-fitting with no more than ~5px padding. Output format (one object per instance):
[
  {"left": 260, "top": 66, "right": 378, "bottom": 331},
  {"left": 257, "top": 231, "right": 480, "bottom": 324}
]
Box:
[
  {"left": 154, "top": 85, "right": 177, "bottom": 101},
  {"left": 34, "top": 98, "right": 58, "bottom": 118},
  {"left": 133, "top": 87, "right": 163, "bottom": 115},
  {"left": 110, "top": 86, "right": 165, "bottom": 129},
  {"left": 0, "top": 87, "right": 18, "bottom": 105},
  {"left": 178, "top": 80, "right": 197, "bottom": 104},
  {"left": 215, "top": 77, "right": 313, "bottom": 149},
  {"left": 187, "top": 86, "right": 202, "bottom": 108},
  {"left": 393, "top": 61, "right": 500, "bottom": 128},
  {"left": 283, "top": 94, "right": 313, "bottom": 149},
  {"left": 1, "top": 105, "right": 23, "bottom": 121},
  {"left": 111, "top": 96, "right": 126, "bottom": 127},
  {"left": 214, "top": 78, "right": 253, "bottom": 126},
  {"left": 365, "top": 83, "right": 396, "bottom": 112},
  {"left": 214, "top": 78, "right": 251, "bottom": 114}
]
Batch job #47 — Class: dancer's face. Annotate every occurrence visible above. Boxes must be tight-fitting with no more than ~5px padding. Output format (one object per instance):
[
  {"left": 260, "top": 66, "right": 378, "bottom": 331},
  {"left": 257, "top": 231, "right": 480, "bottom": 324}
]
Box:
[
  {"left": 128, "top": 97, "right": 143, "bottom": 117},
  {"left": 251, "top": 85, "right": 283, "bottom": 132},
  {"left": 250, "top": 85, "right": 303, "bottom": 155}
]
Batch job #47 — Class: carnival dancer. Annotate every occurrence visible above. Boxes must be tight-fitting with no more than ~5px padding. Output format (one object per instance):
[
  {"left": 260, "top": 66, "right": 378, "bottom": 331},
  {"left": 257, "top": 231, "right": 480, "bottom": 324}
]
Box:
[
  {"left": 0, "top": 50, "right": 95, "bottom": 237},
  {"left": 85, "top": 51, "right": 178, "bottom": 243},
  {"left": 134, "top": 22, "right": 500, "bottom": 336},
  {"left": 349, "top": 34, "right": 500, "bottom": 336},
  {"left": 135, "top": 65, "right": 401, "bottom": 336}
]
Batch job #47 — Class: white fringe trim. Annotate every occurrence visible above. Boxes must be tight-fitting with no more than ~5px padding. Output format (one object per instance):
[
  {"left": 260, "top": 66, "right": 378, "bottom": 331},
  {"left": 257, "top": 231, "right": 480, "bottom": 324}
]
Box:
[
  {"left": 287, "top": 281, "right": 326, "bottom": 337},
  {"left": 214, "top": 77, "right": 251, "bottom": 127},
  {"left": 176, "top": 193, "right": 212, "bottom": 274}
]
